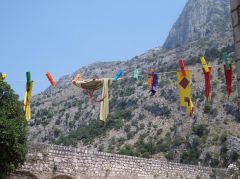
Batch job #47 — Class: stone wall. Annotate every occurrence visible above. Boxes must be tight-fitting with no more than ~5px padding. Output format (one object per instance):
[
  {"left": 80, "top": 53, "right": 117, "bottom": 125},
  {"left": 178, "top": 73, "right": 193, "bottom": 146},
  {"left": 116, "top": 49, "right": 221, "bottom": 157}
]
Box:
[
  {"left": 10, "top": 144, "right": 226, "bottom": 179},
  {"left": 230, "top": 0, "right": 240, "bottom": 107}
]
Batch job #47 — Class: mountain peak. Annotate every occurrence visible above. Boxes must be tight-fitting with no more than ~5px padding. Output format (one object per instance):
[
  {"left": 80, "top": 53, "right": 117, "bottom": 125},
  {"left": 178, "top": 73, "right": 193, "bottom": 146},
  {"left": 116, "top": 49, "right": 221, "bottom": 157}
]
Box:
[{"left": 163, "top": 0, "right": 231, "bottom": 49}]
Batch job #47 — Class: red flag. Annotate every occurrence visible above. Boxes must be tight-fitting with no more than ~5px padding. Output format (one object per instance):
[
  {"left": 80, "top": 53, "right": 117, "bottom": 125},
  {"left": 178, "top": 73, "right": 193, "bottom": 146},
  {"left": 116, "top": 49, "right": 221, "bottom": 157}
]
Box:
[
  {"left": 178, "top": 59, "right": 187, "bottom": 77},
  {"left": 224, "top": 64, "right": 232, "bottom": 97},
  {"left": 203, "top": 67, "right": 212, "bottom": 100}
]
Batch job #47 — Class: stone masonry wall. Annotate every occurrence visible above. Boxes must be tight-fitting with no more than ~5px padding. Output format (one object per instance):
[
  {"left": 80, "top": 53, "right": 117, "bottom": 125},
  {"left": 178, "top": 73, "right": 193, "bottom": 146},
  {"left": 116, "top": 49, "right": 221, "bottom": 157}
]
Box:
[
  {"left": 10, "top": 144, "right": 226, "bottom": 179},
  {"left": 231, "top": 0, "right": 240, "bottom": 107}
]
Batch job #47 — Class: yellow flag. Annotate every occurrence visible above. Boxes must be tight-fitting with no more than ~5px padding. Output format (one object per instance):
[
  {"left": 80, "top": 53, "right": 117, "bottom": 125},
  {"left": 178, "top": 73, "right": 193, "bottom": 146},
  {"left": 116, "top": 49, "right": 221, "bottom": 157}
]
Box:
[
  {"left": 23, "top": 81, "right": 34, "bottom": 121},
  {"left": 0, "top": 73, "right": 7, "bottom": 81},
  {"left": 177, "top": 70, "right": 194, "bottom": 114},
  {"left": 200, "top": 56, "right": 209, "bottom": 73}
]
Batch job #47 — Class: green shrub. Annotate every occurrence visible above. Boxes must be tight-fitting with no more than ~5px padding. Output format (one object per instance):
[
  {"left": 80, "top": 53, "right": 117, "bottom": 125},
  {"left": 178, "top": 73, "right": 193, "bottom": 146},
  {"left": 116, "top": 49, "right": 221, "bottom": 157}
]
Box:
[
  {"left": 98, "top": 144, "right": 104, "bottom": 152},
  {"left": 134, "top": 139, "right": 154, "bottom": 158},
  {"left": 180, "top": 149, "right": 199, "bottom": 165},
  {"left": 220, "top": 133, "right": 228, "bottom": 143},
  {"left": 204, "top": 103, "right": 218, "bottom": 116},
  {"left": 147, "top": 122, "right": 152, "bottom": 127},
  {"left": 165, "top": 151, "right": 174, "bottom": 160},
  {"left": 131, "top": 120, "right": 138, "bottom": 127},
  {"left": 203, "top": 153, "right": 220, "bottom": 167},
  {"left": 204, "top": 104, "right": 211, "bottom": 114},
  {"left": 106, "top": 115, "right": 124, "bottom": 130},
  {"left": 117, "top": 137, "right": 126, "bottom": 146},
  {"left": 41, "top": 118, "right": 50, "bottom": 127},
  {"left": 119, "top": 87, "right": 135, "bottom": 97},
  {"left": 173, "top": 137, "right": 185, "bottom": 147},
  {"left": 110, "top": 137, "right": 116, "bottom": 145},
  {"left": 69, "top": 121, "right": 75, "bottom": 128},
  {"left": 55, "top": 119, "right": 61, "bottom": 125},
  {"left": 156, "top": 128, "right": 163, "bottom": 135},
  {"left": 54, "top": 128, "right": 61, "bottom": 138},
  {"left": 139, "top": 123, "right": 145, "bottom": 130},
  {"left": 127, "top": 131, "right": 136, "bottom": 140},
  {"left": 0, "top": 81, "right": 28, "bottom": 178},
  {"left": 65, "top": 113, "right": 70, "bottom": 119},
  {"left": 157, "top": 140, "right": 171, "bottom": 152},
  {"left": 57, "top": 115, "right": 128, "bottom": 146},
  {"left": 107, "top": 144, "right": 115, "bottom": 153},
  {"left": 119, "top": 144, "right": 135, "bottom": 156},
  {"left": 124, "top": 124, "right": 131, "bottom": 133},
  {"left": 192, "top": 124, "right": 209, "bottom": 137},
  {"left": 111, "top": 109, "right": 132, "bottom": 120}
]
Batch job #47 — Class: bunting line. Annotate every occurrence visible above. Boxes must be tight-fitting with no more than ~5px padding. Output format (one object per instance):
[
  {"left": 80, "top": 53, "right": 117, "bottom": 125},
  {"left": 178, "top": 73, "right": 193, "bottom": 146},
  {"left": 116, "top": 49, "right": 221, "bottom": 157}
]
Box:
[{"left": 2, "top": 63, "right": 233, "bottom": 82}]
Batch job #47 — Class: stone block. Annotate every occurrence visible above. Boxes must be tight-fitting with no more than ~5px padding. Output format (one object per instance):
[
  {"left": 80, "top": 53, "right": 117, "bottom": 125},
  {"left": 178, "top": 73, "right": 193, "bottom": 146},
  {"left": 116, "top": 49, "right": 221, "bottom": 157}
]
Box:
[
  {"left": 232, "top": 10, "right": 240, "bottom": 27},
  {"left": 231, "top": 0, "right": 240, "bottom": 11},
  {"left": 234, "top": 25, "right": 240, "bottom": 43},
  {"left": 235, "top": 41, "right": 240, "bottom": 59}
]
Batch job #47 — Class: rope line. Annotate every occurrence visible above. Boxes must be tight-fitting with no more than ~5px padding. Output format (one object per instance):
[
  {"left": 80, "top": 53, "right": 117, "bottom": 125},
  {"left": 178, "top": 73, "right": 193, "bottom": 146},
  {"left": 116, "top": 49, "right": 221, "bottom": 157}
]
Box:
[{"left": 3, "top": 63, "right": 234, "bottom": 82}]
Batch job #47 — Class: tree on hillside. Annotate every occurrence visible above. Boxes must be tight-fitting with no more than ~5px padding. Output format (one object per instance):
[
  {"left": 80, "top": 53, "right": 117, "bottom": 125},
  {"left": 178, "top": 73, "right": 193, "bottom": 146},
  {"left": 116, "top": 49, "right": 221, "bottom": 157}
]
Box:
[{"left": 0, "top": 81, "right": 28, "bottom": 179}]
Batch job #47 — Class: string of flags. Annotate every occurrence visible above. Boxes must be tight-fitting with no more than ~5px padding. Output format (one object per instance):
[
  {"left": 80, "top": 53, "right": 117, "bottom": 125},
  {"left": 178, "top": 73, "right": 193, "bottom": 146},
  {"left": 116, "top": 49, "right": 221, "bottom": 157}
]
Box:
[{"left": 0, "top": 53, "right": 236, "bottom": 122}]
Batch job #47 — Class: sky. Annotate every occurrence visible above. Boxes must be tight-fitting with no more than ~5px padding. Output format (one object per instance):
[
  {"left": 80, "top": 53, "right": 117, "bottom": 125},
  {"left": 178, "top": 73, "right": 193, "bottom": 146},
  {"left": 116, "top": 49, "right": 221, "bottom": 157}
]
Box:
[{"left": 0, "top": 0, "right": 187, "bottom": 98}]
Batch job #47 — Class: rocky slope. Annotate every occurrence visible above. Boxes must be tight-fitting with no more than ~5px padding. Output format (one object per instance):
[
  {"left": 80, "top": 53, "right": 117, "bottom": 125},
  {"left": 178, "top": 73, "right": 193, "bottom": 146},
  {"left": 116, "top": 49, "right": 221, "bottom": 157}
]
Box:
[
  {"left": 163, "top": 0, "right": 231, "bottom": 49},
  {"left": 28, "top": 0, "right": 240, "bottom": 169}
]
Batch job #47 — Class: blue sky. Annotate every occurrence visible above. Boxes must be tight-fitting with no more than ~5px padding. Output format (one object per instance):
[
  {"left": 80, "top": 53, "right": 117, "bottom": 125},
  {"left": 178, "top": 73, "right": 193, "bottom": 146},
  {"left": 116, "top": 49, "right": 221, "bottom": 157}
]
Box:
[{"left": 0, "top": 0, "right": 187, "bottom": 98}]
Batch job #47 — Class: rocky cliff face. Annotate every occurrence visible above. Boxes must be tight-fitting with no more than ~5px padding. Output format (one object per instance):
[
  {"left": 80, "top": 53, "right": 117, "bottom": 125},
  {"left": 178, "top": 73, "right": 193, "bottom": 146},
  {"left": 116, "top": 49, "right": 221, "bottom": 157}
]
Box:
[
  {"left": 28, "top": 0, "right": 240, "bottom": 169},
  {"left": 163, "top": 0, "right": 231, "bottom": 49}
]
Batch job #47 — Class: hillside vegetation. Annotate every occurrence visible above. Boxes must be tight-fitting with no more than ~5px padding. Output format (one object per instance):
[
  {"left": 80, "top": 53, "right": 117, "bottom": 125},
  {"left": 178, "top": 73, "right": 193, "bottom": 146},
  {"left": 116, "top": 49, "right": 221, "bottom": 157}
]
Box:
[{"left": 28, "top": 0, "right": 240, "bottom": 169}]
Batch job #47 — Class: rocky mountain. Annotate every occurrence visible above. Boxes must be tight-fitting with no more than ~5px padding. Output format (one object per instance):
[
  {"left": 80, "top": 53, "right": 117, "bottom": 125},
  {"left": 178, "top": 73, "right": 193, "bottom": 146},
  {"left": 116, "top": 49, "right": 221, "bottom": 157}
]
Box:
[
  {"left": 163, "top": 0, "right": 232, "bottom": 49},
  {"left": 28, "top": 0, "right": 240, "bottom": 169}
]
